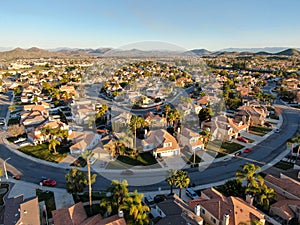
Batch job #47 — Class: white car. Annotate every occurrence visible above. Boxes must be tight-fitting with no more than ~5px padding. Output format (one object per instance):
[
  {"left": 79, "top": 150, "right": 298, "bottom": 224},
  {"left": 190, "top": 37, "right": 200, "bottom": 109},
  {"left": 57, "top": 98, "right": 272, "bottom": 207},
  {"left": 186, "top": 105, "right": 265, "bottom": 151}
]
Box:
[
  {"left": 274, "top": 128, "right": 280, "bottom": 133},
  {"left": 89, "top": 157, "right": 97, "bottom": 165}
]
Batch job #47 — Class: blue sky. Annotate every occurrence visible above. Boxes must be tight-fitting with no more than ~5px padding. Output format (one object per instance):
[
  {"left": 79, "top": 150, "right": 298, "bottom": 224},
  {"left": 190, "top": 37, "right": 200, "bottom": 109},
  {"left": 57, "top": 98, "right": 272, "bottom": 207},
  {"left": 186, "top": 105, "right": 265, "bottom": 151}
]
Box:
[{"left": 0, "top": 0, "right": 299, "bottom": 50}]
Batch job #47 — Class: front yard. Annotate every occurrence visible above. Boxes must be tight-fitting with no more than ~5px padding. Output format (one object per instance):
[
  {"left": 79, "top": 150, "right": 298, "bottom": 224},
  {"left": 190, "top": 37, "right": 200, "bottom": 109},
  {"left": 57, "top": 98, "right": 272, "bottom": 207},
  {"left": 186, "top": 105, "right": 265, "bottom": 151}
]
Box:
[
  {"left": 249, "top": 126, "right": 272, "bottom": 136},
  {"left": 19, "top": 144, "right": 68, "bottom": 163},
  {"left": 207, "top": 140, "right": 244, "bottom": 158},
  {"left": 106, "top": 152, "right": 160, "bottom": 169}
]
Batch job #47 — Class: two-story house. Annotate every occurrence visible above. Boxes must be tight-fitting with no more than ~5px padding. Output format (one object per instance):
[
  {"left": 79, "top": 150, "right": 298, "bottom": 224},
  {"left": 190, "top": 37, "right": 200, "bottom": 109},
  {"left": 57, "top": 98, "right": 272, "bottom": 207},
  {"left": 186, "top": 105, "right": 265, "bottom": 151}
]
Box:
[
  {"left": 142, "top": 129, "right": 180, "bottom": 158},
  {"left": 178, "top": 127, "right": 204, "bottom": 153}
]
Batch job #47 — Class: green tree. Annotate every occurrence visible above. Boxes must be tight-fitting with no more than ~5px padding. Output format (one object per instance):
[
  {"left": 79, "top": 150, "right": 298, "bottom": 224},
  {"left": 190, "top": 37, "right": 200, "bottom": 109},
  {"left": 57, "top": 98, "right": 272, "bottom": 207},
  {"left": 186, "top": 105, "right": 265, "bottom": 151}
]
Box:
[
  {"left": 166, "top": 169, "right": 177, "bottom": 195},
  {"left": 217, "top": 179, "right": 245, "bottom": 198},
  {"left": 82, "top": 150, "right": 97, "bottom": 212},
  {"left": 48, "top": 138, "right": 60, "bottom": 154},
  {"left": 256, "top": 184, "right": 276, "bottom": 210},
  {"left": 198, "top": 107, "right": 213, "bottom": 128},
  {"left": 236, "top": 163, "right": 263, "bottom": 191},
  {"left": 174, "top": 170, "right": 190, "bottom": 198},
  {"left": 65, "top": 168, "right": 88, "bottom": 200},
  {"left": 130, "top": 115, "right": 145, "bottom": 150}
]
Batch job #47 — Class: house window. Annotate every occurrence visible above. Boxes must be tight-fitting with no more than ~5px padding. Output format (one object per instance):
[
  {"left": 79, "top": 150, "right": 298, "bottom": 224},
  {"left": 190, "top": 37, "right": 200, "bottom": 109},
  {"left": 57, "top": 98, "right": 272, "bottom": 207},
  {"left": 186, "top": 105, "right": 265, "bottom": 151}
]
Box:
[
  {"left": 201, "top": 208, "right": 205, "bottom": 214},
  {"left": 211, "top": 217, "right": 216, "bottom": 224}
]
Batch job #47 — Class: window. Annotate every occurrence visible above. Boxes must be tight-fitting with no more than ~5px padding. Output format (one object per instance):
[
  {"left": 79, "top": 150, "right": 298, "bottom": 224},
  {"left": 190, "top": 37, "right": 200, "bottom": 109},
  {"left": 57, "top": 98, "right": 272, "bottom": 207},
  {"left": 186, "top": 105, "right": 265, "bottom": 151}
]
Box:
[{"left": 211, "top": 217, "right": 216, "bottom": 224}]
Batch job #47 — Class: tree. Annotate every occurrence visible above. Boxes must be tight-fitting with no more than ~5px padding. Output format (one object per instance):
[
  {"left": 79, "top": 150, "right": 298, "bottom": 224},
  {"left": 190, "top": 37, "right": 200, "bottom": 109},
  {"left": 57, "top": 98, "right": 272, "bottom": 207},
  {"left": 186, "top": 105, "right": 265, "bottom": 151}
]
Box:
[
  {"left": 48, "top": 138, "right": 60, "bottom": 154},
  {"left": 198, "top": 107, "right": 213, "bottom": 128},
  {"left": 174, "top": 170, "right": 190, "bottom": 198},
  {"left": 120, "top": 190, "right": 150, "bottom": 225},
  {"left": 236, "top": 163, "right": 263, "bottom": 192},
  {"left": 163, "top": 104, "right": 171, "bottom": 126},
  {"left": 100, "top": 180, "right": 149, "bottom": 224},
  {"left": 8, "top": 105, "right": 15, "bottom": 112},
  {"left": 166, "top": 169, "right": 177, "bottom": 195},
  {"left": 256, "top": 184, "right": 276, "bottom": 210},
  {"left": 82, "top": 150, "right": 97, "bottom": 212},
  {"left": 217, "top": 179, "right": 245, "bottom": 198},
  {"left": 65, "top": 168, "right": 88, "bottom": 200},
  {"left": 130, "top": 115, "right": 145, "bottom": 150}
]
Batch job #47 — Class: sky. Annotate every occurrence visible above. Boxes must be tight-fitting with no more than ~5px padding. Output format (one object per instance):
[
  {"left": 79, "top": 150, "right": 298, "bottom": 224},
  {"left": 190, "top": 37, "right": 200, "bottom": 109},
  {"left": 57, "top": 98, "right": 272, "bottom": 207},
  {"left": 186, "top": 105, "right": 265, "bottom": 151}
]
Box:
[{"left": 0, "top": 0, "right": 300, "bottom": 51}]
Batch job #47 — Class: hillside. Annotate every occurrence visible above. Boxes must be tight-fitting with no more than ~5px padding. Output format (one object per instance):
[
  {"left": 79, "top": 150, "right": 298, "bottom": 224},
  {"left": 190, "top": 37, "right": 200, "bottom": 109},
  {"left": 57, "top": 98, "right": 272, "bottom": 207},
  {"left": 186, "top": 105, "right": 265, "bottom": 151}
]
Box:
[
  {"left": 0, "top": 47, "right": 67, "bottom": 60},
  {"left": 275, "top": 48, "right": 300, "bottom": 56}
]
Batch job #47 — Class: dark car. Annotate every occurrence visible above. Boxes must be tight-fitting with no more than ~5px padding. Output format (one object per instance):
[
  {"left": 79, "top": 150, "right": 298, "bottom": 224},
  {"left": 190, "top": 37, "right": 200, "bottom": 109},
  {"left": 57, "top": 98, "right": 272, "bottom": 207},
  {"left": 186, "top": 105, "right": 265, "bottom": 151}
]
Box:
[
  {"left": 40, "top": 178, "right": 56, "bottom": 187},
  {"left": 234, "top": 151, "right": 242, "bottom": 156},
  {"left": 154, "top": 194, "right": 167, "bottom": 203}
]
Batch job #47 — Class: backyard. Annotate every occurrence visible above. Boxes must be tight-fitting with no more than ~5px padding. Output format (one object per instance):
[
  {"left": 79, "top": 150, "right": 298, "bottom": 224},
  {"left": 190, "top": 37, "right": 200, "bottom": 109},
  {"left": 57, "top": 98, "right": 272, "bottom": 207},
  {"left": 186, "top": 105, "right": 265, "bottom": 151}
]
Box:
[{"left": 36, "top": 189, "right": 56, "bottom": 219}]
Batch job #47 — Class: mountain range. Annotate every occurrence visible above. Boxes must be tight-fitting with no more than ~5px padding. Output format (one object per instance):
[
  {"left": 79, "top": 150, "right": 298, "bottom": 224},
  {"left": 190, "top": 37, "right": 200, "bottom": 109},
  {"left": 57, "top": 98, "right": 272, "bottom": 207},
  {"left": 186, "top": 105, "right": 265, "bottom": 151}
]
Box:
[{"left": 0, "top": 47, "right": 299, "bottom": 59}]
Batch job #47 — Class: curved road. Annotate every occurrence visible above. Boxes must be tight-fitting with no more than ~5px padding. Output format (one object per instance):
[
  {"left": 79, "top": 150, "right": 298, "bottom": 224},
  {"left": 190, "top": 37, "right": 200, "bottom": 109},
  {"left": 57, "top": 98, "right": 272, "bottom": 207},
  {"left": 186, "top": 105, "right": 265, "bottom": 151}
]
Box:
[{"left": 1, "top": 99, "right": 299, "bottom": 192}]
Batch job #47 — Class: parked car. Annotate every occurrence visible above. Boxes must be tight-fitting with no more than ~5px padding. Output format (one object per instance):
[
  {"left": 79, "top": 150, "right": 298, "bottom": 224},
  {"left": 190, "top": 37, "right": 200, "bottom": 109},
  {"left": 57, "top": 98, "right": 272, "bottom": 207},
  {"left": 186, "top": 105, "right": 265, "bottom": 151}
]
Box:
[
  {"left": 40, "top": 178, "right": 56, "bottom": 187},
  {"left": 243, "top": 148, "right": 253, "bottom": 153},
  {"left": 143, "top": 196, "right": 155, "bottom": 206},
  {"left": 186, "top": 188, "right": 199, "bottom": 200},
  {"left": 274, "top": 128, "right": 280, "bottom": 133},
  {"left": 234, "top": 151, "right": 242, "bottom": 157},
  {"left": 237, "top": 137, "right": 249, "bottom": 143},
  {"left": 154, "top": 194, "right": 167, "bottom": 203},
  {"left": 13, "top": 175, "right": 21, "bottom": 180}
]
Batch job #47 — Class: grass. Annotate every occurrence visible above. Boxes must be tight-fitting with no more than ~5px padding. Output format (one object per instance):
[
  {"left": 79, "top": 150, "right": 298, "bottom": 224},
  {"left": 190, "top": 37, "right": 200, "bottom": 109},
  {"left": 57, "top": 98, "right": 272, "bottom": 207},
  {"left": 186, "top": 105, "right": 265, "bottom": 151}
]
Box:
[
  {"left": 274, "top": 161, "right": 294, "bottom": 170},
  {"left": 249, "top": 126, "right": 272, "bottom": 136},
  {"left": 36, "top": 189, "right": 56, "bottom": 219},
  {"left": 0, "top": 183, "right": 9, "bottom": 205},
  {"left": 118, "top": 152, "right": 158, "bottom": 166},
  {"left": 269, "top": 114, "right": 279, "bottom": 120},
  {"left": 207, "top": 140, "right": 244, "bottom": 158},
  {"left": 70, "top": 157, "right": 87, "bottom": 167},
  {"left": 8, "top": 118, "right": 20, "bottom": 125},
  {"left": 84, "top": 204, "right": 101, "bottom": 217},
  {"left": 19, "top": 143, "right": 67, "bottom": 163}
]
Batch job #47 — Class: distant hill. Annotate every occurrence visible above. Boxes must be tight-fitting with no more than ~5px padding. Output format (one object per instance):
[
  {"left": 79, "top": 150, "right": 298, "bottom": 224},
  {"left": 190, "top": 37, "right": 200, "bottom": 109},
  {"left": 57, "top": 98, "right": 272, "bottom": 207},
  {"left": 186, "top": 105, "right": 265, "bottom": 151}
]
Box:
[
  {"left": 186, "top": 49, "right": 211, "bottom": 55},
  {"left": 275, "top": 48, "right": 300, "bottom": 56},
  {"left": 220, "top": 47, "right": 300, "bottom": 53},
  {"left": 0, "top": 47, "right": 67, "bottom": 60}
]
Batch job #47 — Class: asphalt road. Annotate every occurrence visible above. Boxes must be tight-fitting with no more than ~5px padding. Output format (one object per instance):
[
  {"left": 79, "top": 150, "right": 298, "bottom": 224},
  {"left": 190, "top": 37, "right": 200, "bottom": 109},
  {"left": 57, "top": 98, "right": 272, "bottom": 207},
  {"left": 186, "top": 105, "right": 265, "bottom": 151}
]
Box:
[{"left": 0, "top": 101, "right": 298, "bottom": 192}]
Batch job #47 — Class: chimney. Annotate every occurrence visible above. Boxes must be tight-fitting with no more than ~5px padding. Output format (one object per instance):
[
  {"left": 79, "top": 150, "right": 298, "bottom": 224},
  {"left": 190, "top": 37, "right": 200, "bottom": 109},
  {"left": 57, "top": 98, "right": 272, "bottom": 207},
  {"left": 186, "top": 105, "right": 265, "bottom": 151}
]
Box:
[
  {"left": 246, "top": 194, "right": 254, "bottom": 205},
  {"left": 223, "top": 214, "right": 229, "bottom": 225},
  {"left": 195, "top": 204, "right": 200, "bottom": 216},
  {"left": 118, "top": 210, "right": 124, "bottom": 218}
]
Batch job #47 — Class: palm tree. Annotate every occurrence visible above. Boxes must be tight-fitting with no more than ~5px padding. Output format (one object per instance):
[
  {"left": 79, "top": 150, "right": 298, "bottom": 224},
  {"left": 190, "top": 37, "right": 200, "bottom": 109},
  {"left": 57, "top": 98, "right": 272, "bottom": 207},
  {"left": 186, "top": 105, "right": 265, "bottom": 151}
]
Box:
[
  {"left": 163, "top": 104, "right": 171, "bottom": 126},
  {"left": 236, "top": 163, "right": 263, "bottom": 191},
  {"left": 166, "top": 169, "right": 177, "bottom": 195},
  {"left": 120, "top": 190, "right": 150, "bottom": 225},
  {"left": 174, "top": 170, "right": 190, "bottom": 198},
  {"left": 256, "top": 184, "right": 276, "bottom": 210},
  {"left": 130, "top": 115, "right": 145, "bottom": 151},
  {"left": 82, "top": 150, "right": 97, "bottom": 212},
  {"left": 48, "top": 138, "right": 60, "bottom": 154}
]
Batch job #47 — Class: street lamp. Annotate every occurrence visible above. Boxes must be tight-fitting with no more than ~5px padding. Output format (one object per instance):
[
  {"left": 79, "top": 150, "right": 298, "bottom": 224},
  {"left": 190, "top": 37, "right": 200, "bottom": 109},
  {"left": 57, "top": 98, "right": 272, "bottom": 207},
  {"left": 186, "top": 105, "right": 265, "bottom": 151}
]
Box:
[{"left": 3, "top": 157, "right": 11, "bottom": 179}]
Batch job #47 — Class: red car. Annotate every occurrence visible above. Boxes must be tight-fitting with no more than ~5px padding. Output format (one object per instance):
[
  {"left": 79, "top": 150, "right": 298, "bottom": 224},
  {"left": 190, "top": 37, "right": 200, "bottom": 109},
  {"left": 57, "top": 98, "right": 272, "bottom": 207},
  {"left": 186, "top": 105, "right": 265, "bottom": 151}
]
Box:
[
  {"left": 243, "top": 148, "right": 253, "bottom": 153},
  {"left": 237, "top": 137, "right": 249, "bottom": 143},
  {"left": 40, "top": 178, "right": 56, "bottom": 187}
]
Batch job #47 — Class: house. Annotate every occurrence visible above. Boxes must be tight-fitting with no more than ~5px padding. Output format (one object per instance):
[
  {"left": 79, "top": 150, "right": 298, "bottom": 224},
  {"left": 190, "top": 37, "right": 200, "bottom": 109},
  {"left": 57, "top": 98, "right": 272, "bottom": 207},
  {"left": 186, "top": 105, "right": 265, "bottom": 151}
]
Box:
[
  {"left": 235, "top": 104, "right": 267, "bottom": 127},
  {"left": 178, "top": 127, "right": 204, "bottom": 152},
  {"left": 144, "top": 112, "right": 166, "bottom": 130},
  {"left": 68, "top": 131, "right": 101, "bottom": 155},
  {"left": 264, "top": 174, "right": 300, "bottom": 200},
  {"left": 20, "top": 105, "right": 49, "bottom": 129},
  {"left": 152, "top": 194, "right": 203, "bottom": 225},
  {"left": 269, "top": 199, "right": 300, "bottom": 225},
  {"left": 71, "top": 100, "right": 96, "bottom": 125},
  {"left": 141, "top": 129, "right": 180, "bottom": 157},
  {"left": 202, "top": 115, "right": 238, "bottom": 141},
  {"left": 189, "top": 187, "right": 266, "bottom": 225},
  {"left": 4, "top": 195, "right": 40, "bottom": 225},
  {"left": 27, "top": 120, "right": 69, "bottom": 145},
  {"left": 60, "top": 85, "right": 76, "bottom": 95},
  {"left": 111, "top": 112, "right": 131, "bottom": 133},
  {"left": 52, "top": 202, "right": 126, "bottom": 225}
]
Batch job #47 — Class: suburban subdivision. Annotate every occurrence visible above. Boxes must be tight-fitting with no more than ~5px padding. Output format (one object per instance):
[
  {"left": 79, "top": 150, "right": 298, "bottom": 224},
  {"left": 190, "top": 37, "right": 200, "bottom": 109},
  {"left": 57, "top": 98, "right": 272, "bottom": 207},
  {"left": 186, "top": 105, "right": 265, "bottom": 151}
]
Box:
[{"left": 0, "top": 47, "right": 299, "bottom": 225}]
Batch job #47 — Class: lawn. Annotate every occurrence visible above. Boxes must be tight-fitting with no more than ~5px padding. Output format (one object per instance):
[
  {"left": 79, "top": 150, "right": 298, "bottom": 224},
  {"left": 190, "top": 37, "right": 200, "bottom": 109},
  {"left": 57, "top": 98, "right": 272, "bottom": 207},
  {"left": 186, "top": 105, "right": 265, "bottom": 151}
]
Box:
[
  {"left": 274, "top": 161, "right": 294, "bottom": 170},
  {"left": 106, "top": 152, "right": 161, "bottom": 169},
  {"left": 269, "top": 114, "right": 279, "bottom": 120},
  {"left": 249, "top": 126, "right": 272, "bottom": 136},
  {"left": 207, "top": 140, "right": 244, "bottom": 158},
  {"left": 74, "top": 191, "right": 106, "bottom": 203},
  {"left": 19, "top": 143, "right": 67, "bottom": 163},
  {"left": 36, "top": 189, "right": 56, "bottom": 219}
]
